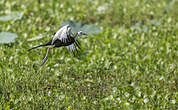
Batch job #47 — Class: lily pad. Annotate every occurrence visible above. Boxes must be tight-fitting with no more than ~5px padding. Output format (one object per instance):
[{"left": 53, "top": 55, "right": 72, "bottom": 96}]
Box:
[
  {"left": 60, "top": 20, "right": 102, "bottom": 35},
  {"left": 27, "top": 34, "right": 44, "bottom": 42},
  {"left": 0, "top": 11, "right": 24, "bottom": 22},
  {"left": 81, "top": 24, "right": 103, "bottom": 34},
  {"left": 131, "top": 21, "right": 149, "bottom": 32},
  {"left": 164, "top": 0, "right": 176, "bottom": 13},
  {"left": 0, "top": 32, "right": 18, "bottom": 44},
  {"left": 149, "top": 20, "right": 161, "bottom": 26}
]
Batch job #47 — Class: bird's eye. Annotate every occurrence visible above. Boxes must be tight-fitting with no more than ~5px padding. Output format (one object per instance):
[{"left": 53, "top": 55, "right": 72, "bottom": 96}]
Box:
[{"left": 79, "top": 31, "right": 82, "bottom": 34}]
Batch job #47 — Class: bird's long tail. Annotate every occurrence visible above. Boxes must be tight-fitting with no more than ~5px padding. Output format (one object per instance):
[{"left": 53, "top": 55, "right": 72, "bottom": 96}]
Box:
[{"left": 28, "top": 40, "right": 52, "bottom": 51}]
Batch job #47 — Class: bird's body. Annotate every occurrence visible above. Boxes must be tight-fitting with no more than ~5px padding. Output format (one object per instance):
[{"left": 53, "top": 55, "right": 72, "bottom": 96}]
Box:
[{"left": 28, "top": 25, "right": 87, "bottom": 66}]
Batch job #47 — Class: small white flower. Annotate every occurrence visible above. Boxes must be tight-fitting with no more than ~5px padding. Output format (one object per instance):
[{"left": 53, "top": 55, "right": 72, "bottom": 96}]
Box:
[
  {"left": 104, "top": 97, "right": 109, "bottom": 101},
  {"left": 117, "top": 97, "right": 121, "bottom": 102},
  {"left": 66, "top": 58, "right": 71, "bottom": 61},
  {"left": 40, "top": 3, "right": 45, "bottom": 7},
  {"left": 171, "top": 100, "right": 176, "bottom": 104},
  {"left": 131, "top": 82, "right": 135, "bottom": 86},
  {"left": 45, "top": 27, "right": 50, "bottom": 32},
  {"left": 97, "top": 5, "right": 106, "bottom": 13},
  {"left": 109, "top": 95, "right": 113, "bottom": 99},
  {"left": 101, "top": 57, "right": 104, "bottom": 61},
  {"left": 125, "top": 92, "right": 130, "bottom": 97},
  {"left": 29, "top": 97, "right": 32, "bottom": 101},
  {"left": 125, "top": 102, "right": 129, "bottom": 106},
  {"left": 54, "top": 64, "right": 59, "bottom": 67},
  {"left": 137, "top": 91, "right": 141, "bottom": 97},
  {"left": 21, "top": 5, "right": 26, "bottom": 9},
  {"left": 159, "top": 76, "right": 164, "bottom": 80},
  {"left": 60, "top": 56, "right": 64, "bottom": 60},
  {"left": 70, "top": 16, "right": 74, "bottom": 21},
  {"left": 9, "top": 56, "right": 14, "bottom": 61},
  {"left": 112, "top": 87, "right": 117, "bottom": 92},
  {"left": 60, "top": 4, "right": 64, "bottom": 8},
  {"left": 168, "top": 17, "right": 172, "bottom": 23},
  {"left": 27, "top": 19, "right": 31, "bottom": 24},
  {"left": 113, "top": 33, "right": 117, "bottom": 39},
  {"left": 170, "top": 64, "right": 175, "bottom": 69},
  {"left": 143, "top": 98, "right": 149, "bottom": 103},
  {"left": 83, "top": 96, "right": 86, "bottom": 100},
  {"left": 55, "top": 72, "right": 61, "bottom": 76},
  {"left": 114, "top": 65, "right": 117, "bottom": 70},
  {"left": 58, "top": 95, "right": 65, "bottom": 100},
  {"left": 51, "top": 68, "right": 54, "bottom": 71},
  {"left": 68, "top": 8, "right": 72, "bottom": 12},
  {"left": 48, "top": 91, "right": 51, "bottom": 96}
]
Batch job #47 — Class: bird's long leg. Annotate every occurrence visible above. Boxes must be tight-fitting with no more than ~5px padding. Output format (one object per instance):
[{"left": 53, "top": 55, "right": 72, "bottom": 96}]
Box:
[
  {"left": 40, "top": 47, "right": 53, "bottom": 66},
  {"left": 71, "top": 47, "right": 75, "bottom": 56},
  {"left": 73, "top": 43, "right": 79, "bottom": 54},
  {"left": 76, "top": 39, "right": 80, "bottom": 45},
  {"left": 74, "top": 40, "right": 81, "bottom": 50}
]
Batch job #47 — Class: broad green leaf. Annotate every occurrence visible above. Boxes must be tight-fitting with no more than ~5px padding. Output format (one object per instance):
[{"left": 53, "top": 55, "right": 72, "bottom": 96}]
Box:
[
  {"left": 0, "top": 11, "right": 24, "bottom": 22},
  {"left": 60, "top": 20, "right": 102, "bottom": 35},
  {"left": 0, "top": 32, "right": 18, "bottom": 43}
]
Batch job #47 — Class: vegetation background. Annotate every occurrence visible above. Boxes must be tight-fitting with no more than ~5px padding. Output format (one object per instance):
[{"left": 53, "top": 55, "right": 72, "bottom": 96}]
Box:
[{"left": 0, "top": 0, "right": 177, "bottom": 109}]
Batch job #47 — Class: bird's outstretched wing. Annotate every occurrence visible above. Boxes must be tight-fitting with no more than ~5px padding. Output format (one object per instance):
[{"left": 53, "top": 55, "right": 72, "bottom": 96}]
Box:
[
  {"left": 66, "top": 44, "right": 75, "bottom": 54},
  {"left": 66, "top": 39, "right": 81, "bottom": 56},
  {"left": 52, "top": 25, "right": 72, "bottom": 44}
]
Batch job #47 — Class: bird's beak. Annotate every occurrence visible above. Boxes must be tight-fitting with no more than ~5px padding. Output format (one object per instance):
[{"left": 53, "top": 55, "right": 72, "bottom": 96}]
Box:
[{"left": 83, "top": 33, "right": 87, "bottom": 35}]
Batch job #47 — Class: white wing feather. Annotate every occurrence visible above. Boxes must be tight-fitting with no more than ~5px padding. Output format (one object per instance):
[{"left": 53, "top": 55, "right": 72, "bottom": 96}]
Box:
[
  {"left": 52, "top": 24, "right": 80, "bottom": 52},
  {"left": 66, "top": 36, "right": 79, "bottom": 51},
  {"left": 51, "top": 25, "right": 70, "bottom": 44},
  {"left": 66, "top": 43, "right": 75, "bottom": 51}
]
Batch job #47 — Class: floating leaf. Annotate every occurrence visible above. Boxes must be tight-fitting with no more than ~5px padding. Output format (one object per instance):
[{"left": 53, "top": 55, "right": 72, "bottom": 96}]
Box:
[
  {"left": 60, "top": 20, "right": 102, "bottom": 35},
  {"left": 164, "top": 0, "right": 176, "bottom": 13},
  {"left": 0, "top": 32, "right": 18, "bottom": 44},
  {"left": 131, "top": 21, "right": 149, "bottom": 32},
  {"left": 27, "top": 34, "right": 44, "bottom": 42},
  {"left": 149, "top": 20, "right": 161, "bottom": 26},
  {"left": 81, "top": 24, "right": 102, "bottom": 34},
  {"left": 0, "top": 11, "right": 24, "bottom": 22}
]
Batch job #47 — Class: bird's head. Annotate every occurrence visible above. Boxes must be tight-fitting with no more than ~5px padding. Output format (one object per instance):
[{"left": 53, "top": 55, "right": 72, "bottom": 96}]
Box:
[
  {"left": 77, "top": 31, "right": 87, "bottom": 36},
  {"left": 73, "top": 31, "right": 87, "bottom": 39}
]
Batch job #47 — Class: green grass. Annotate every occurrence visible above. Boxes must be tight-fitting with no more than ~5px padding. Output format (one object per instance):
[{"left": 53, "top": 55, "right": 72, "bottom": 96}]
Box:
[{"left": 0, "top": 0, "right": 177, "bottom": 109}]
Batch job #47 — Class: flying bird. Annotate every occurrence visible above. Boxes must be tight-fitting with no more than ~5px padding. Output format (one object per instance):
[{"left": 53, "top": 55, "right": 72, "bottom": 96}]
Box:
[{"left": 28, "top": 25, "right": 87, "bottom": 66}]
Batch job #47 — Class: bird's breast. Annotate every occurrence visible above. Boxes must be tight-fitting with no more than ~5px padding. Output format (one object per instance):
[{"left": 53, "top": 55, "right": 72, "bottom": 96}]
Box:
[{"left": 53, "top": 38, "right": 75, "bottom": 47}]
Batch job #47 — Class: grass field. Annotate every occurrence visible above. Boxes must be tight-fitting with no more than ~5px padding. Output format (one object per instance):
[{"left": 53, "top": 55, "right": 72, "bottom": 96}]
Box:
[{"left": 0, "top": 0, "right": 177, "bottom": 109}]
